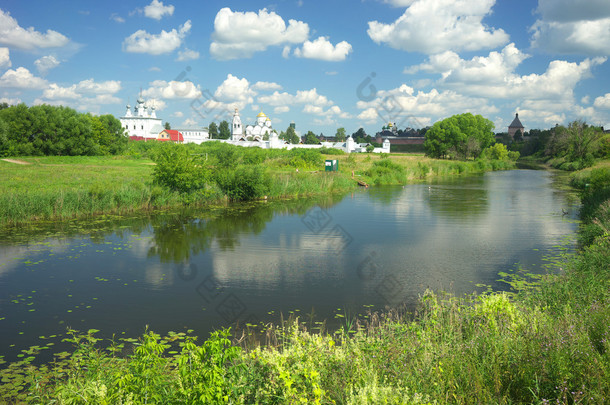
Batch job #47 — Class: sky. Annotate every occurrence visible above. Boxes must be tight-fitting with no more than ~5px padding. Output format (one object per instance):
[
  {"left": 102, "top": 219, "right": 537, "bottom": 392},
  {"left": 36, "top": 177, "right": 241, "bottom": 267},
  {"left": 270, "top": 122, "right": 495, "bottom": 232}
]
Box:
[{"left": 1, "top": 0, "right": 609, "bottom": 136}]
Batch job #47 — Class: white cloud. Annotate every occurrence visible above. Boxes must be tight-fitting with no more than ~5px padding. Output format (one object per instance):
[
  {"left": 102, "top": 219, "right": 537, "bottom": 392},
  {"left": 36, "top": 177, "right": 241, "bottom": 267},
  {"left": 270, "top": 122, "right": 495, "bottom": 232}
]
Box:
[
  {"left": 531, "top": 18, "right": 610, "bottom": 55},
  {"left": 110, "top": 13, "right": 125, "bottom": 23},
  {"left": 367, "top": 0, "right": 508, "bottom": 54},
  {"left": 42, "top": 79, "right": 121, "bottom": 100},
  {"left": 252, "top": 81, "right": 282, "bottom": 91},
  {"left": 123, "top": 20, "right": 191, "bottom": 55},
  {"left": 406, "top": 44, "right": 606, "bottom": 103},
  {"left": 0, "top": 47, "right": 10, "bottom": 69},
  {"left": 536, "top": 0, "right": 610, "bottom": 23},
  {"left": 142, "top": 79, "right": 202, "bottom": 99},
  {"left": 34, "top": 55, "right": 60, "bottom": 75},
  {"left": 145, "top": 98, "right": 166, "bottom": 111},
  {"left": 182, "top": 118, "right": 197, "bottom": 127},
  {"left": 274, "top": 106, "right": 290, "bottom": 114},
  {"left": 356, "top": 84, "right": 498, "bottom": 127},
  {"left": 214, "top": 74, "right": 255, "bottom": 104},
  {"left": 144, "top": 0, "right": 174, "bottom": 20},
  {"left": 259, "top": 88, "right": 333, "bottom": 107},
  {"left": 149, "top": 66, "right": 161, "bottom": 72},
  {"left": 176, "top": 48, "right": 200, "bottom": 61},
  {"left": 0, "top": 67, "right": 47, "bottom": 89},
  {"left": 282, "top": 46, "right": 291, "bottom": 59},
  {"left": 294, "top": 37, "right": 352, "bottom": 61},
  {"left": 0, "top": 97, "right": 21, "bottom": 105},
  {"left": 210, "top": 8, "right": 309, "bottom": 60},
  {"left": 172, "top": 111, "right": 184, "bottom": 117},
  {"left": 0, "top": 9, "right": 70, "bottom": 50},
  {"left": 530, "top": 0, "right": 610, "bottom": 55},
  {"left": 594, "top": 93, "right": 610, "bottom": 109},
  {"left": 383, "top": 0, "right": 418, "bottom": 6},
  {"left": 76, "top": 79, "right": 121, "bottom": 94}
]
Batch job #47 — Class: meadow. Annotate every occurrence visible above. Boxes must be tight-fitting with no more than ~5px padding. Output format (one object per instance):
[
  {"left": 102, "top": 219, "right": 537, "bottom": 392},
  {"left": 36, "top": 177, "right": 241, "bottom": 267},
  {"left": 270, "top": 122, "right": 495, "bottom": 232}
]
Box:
[{"left": 0, "top": 144, "right": 516, "bottom": 227}]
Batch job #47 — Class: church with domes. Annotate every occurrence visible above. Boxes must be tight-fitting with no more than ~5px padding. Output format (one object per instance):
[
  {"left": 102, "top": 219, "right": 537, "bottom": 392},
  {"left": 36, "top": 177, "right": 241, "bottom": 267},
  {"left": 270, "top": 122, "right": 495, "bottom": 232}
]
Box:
[
  {"left": 120, "top": 95, "right": 163, "bottom": 140},
  {"left": 231, "top": 108, "right": 276, "bottom": 141}
]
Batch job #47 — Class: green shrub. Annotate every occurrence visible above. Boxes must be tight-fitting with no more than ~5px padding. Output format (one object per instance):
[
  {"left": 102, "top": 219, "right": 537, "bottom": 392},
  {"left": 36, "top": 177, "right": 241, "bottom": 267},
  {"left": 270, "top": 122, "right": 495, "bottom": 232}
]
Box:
[
  {"left": 214, "top": 165, "right": 271, "bottom": 201},
  {"left": 152, "top": 143, "right": 210, "bottom": 194}
]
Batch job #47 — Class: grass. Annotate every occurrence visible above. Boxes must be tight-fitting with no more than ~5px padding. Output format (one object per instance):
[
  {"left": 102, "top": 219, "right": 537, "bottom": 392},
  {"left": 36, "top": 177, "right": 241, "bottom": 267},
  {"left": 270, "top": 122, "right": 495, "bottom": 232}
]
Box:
[{"left": 0, "top": 152, "right": 515, "bottom": 227}]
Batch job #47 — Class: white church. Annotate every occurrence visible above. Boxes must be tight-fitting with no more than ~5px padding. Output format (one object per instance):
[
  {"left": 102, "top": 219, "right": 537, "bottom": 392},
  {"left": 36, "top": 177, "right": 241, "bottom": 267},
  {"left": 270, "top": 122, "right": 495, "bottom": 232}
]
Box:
[{"left": 119, "top": 97, "right": 390, "bottom": 153}]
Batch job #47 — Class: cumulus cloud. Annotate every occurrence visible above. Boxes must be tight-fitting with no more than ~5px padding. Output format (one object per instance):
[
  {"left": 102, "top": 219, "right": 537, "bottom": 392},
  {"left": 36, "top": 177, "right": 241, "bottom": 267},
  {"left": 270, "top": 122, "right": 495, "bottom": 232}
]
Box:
[
  {"left": 42, "top": 79, "right": 121, "bottom": 100},
  {"left": 0, "top": 97, "right": 21, "bottom": 106},
  {"left": 367, "top": 0, "right": 508, "bottom": 54},
  {"left": 259, "top": 88, "right": 333, "bottom": 107},
  {"left": 294, "top": 37, "right": 352, "bottom": 61},
  {"left": 176, "top": 48, "right": 200, "bottom": 61},
  {"left": 0, "top": 9, "right": 70, "bottom": 50},
  {"left": 252, "top": 81, "right": 282, "bottom": 91},
  {"left": 531, "top": 18, "right": 610, "bottom": 55},
  {"left": 0, "top": 67, "right": 47, "bottom": 89},
  {"left": 123, "top": 20, "right": 191, "bottom": 55},
  {"left": 536, "top": 0, "right": 610, "bottom": 22},
  {"left": 144, "top": 0, "right": 174, "bottom": 20},
  {"left": 405, "top": 44, "right": 606, "bottom": 103},
  {"left": 531, "top": 0, "right": 610, "bottom": 55},
  {"left": 356, "top": 84, "right": 498, "bottom": 126},
  {"left": 110, "top": 13, "right": 125, "bottom": 23},
  {"left": 594, "top": 93, "right": 610, "bottom": 109},
  {"left": 0, "top": 47, "right": 10, "bottom": 69},
  {"left": 274, "top": 106, "right": 290, "bottom": 114},
  {"left": 210, "top": 8, "right": 309, "bottom": 60},
  {"left": 142, "top": 79, "right": 202, "bottom": 99},
  {"left": 34, "top": 55, "right": 60, "bottom": 75}
]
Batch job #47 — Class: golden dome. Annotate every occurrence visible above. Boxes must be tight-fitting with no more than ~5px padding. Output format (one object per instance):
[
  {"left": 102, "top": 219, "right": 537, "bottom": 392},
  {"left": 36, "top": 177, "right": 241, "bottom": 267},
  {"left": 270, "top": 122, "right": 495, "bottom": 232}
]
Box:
[
  {"left": 388, "top": 122, "right": 393, "bottom": 127},
  {"left": 257, "top": 111, "right": 267, "bottom": 118}
]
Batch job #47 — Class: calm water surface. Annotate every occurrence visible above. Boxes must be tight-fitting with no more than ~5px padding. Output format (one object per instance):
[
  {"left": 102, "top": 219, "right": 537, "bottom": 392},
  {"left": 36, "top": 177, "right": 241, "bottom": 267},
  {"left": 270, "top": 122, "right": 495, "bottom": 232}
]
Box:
[{"left": 0, "top": 169, "right": 580, "bottom": 362}]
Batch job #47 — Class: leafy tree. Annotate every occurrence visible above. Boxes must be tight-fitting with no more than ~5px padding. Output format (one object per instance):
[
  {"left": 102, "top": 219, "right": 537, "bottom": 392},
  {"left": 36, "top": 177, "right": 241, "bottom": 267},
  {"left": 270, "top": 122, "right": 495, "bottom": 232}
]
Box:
[
  {"left": 545, "top": 121, "right": 603, "bottom": 167},
  {"left": 164, "top": 122, "right": 171, "bottom": 130},
  {"left": 366, "top": 144, "right": 375, "bottom": 153},
  {"left": 352, "top": 128, "right": 367, "bottom": 142},
  {"left": 219, "top": 120, "right": 230, "bottom": 139},
  {"left": 335, "top": 127, "right": 346, "bottom": 142},
  {"left": 283, "top": 126, "right": 300, "bottom": 144},
  {"left": 304, "top": 131, "right": 320, "bottom": 144},
  {"left": 514, "top": 129, "right": 523, "bottom": 142},
  {"left": 424, "top": 113, "right": 495, "bottom": 159},
  {"left": 208, "top": 122, "right": 218, "bottom": 139}
]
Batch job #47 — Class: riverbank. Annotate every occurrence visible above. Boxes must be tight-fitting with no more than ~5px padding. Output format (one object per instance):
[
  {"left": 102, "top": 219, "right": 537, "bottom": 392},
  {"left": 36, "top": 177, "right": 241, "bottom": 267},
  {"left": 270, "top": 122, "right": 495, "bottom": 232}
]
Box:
[
  {"left": 0, "top": 164, "right": 607, "bottom": 403},
  {"left": 0, "top": 151, "right": 515, "bottom": 227}
]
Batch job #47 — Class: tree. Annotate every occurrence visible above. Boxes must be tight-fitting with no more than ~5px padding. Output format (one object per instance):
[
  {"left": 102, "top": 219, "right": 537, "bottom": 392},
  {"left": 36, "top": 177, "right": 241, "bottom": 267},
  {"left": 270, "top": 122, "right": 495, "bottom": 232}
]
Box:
[
  {"left": 164, "top": 122, "right": 171, "bottom": 130},
  {"left": 304, "top": 131, "right": 319, "bottom": 144},
  {"left": 545, "top": 120, "right": 604, "bottom": 166},
  {"left": 208, "top": 122, "right": 218, "bottom": 139},
  {"left": 219, "top": 120, "right": 230, "bottom": 139},
  {"left": 424, "top": 113, "right": 495, "bottom": 159},
  {"left": 352, "top": 127, "right": 367, "bottom": 143},
  {"left": 283, "top": 126, "right": 300, "bottom": 144},
  {"left": 335, "top": 127, "right": 346, "bottom": 142},
  {"left": 514, "top": 129, "right": 523, "bottom": 142}
]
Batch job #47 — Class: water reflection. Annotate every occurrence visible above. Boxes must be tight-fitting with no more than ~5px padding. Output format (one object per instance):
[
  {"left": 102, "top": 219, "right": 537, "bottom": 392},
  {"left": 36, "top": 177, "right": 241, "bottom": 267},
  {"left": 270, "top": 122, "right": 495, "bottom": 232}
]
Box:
[{"left": 0, "top": 170, "right": 580, "bottom": 365}]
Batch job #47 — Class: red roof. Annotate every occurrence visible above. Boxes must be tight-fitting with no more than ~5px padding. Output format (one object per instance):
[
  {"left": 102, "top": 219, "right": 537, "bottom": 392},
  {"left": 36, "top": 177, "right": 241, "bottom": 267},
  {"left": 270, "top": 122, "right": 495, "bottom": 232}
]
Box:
[
  {"left": 158, "top": 130, "right": 184, "bottom": 142},
  {"left": 129, "top": 135, "right": 146, "bottom": 141}
]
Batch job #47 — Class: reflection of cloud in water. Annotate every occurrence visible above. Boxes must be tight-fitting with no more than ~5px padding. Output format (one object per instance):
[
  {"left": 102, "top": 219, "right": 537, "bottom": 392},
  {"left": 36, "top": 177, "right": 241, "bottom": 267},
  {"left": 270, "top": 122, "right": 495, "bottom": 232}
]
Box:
[
  {"left": 0, "top": 240, "right": 70, "bottom": 278},
  {"left": 143, "top": 262, "right": 174, "bottom": 289},
  {"left": 211, "top": 232, "right": 345, "bottom": 287}
]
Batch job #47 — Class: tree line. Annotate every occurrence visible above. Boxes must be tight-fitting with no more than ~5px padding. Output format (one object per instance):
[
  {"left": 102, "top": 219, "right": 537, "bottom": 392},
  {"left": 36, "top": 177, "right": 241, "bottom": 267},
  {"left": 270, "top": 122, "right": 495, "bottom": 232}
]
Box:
[{"left": 0, "top": 103, "right": 128, "bottom": 157}]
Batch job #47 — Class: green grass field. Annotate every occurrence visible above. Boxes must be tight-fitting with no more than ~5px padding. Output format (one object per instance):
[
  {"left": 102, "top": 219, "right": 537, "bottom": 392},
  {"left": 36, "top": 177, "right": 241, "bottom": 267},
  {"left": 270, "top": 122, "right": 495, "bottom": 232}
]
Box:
[{"left": 0, "top": 153, "right": 515, "bottom": 227}]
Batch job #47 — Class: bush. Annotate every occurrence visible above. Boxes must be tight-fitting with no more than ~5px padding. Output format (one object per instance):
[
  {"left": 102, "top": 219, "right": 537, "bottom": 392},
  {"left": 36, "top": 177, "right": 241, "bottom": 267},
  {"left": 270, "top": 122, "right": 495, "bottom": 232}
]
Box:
[
  {"left": 319, "top": 147, "right": 345, "bottom": 155},
  {"left": 152, "top": 143, "right": 210, "bottom": 194},
  {"left": 214, "top": 165, "right": 271, "bottom": 201}
]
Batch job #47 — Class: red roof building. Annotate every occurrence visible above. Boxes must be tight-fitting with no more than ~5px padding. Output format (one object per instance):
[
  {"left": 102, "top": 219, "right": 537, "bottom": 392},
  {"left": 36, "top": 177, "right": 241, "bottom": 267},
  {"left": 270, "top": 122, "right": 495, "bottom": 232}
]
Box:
[{"left": 158, "top": 129, "right": 184, "bottom": 143}]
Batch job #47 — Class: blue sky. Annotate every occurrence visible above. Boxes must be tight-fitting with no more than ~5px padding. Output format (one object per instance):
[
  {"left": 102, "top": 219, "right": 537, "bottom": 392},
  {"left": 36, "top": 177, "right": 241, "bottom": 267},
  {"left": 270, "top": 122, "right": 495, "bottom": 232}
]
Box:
[{"left": 1, "top": 0, "right": 609, "bottom": 136}]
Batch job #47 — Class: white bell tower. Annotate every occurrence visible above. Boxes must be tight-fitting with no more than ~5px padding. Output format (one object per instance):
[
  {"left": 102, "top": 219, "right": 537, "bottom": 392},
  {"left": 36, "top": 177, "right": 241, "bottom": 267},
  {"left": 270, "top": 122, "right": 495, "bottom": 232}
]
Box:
[{"left": 231, "top": 108, "right": 243, "bottom": 140}]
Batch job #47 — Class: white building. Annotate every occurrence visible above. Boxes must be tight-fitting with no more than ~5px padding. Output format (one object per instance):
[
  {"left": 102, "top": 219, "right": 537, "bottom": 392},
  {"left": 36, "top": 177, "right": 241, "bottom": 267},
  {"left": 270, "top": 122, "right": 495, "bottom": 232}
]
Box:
[
  {"left": 120, "top": 96, "right": 163, "bottom": 140},
  {"left": 231, "top": 109, "right": 276, "bottom": 141},
  {"left": 174, "top": 128, "right": 210, "bottom": 144}
]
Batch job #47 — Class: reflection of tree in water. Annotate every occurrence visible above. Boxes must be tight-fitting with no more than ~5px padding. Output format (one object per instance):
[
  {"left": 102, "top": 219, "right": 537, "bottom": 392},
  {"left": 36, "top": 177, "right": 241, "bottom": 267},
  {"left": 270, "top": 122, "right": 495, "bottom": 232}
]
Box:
[
  {"left": 366, "top": 186, "right": 405, "bottom": 205},
  {"left": 148, "top": 193, "right": 348, "bottom": 263},
  {"left": 426, "top": 177, "right": 489, "bottom": 219}
]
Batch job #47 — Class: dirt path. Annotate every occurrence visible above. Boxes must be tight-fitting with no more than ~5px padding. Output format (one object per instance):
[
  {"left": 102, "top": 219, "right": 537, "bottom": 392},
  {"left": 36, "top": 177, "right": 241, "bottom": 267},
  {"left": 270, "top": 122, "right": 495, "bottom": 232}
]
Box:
[{"left": 1, "top": 158, "right": 31, "bottom": 165}]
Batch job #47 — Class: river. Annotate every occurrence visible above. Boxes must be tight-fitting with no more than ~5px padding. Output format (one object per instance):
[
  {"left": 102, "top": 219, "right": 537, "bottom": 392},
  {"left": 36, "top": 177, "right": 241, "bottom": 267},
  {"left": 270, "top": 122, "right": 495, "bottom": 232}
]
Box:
[{"left": 0, "top": 169, "right": 580, "bottom": 362}]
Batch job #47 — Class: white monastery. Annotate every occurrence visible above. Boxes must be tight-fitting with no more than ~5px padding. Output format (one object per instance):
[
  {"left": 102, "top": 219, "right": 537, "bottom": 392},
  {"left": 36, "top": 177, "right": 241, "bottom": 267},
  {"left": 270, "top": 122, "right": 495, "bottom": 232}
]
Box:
[{"left": 119, "top": 96, "right": 390, "bottom": 153}]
